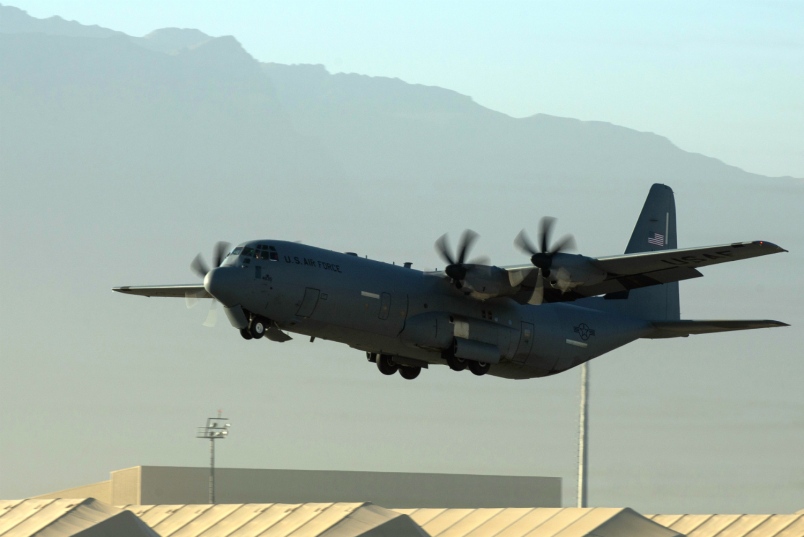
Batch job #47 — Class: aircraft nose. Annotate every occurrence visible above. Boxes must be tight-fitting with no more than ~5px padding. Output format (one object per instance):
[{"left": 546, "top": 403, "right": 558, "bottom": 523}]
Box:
[{"left": 204, "top": 267, "right": 240, "bottom": 306}]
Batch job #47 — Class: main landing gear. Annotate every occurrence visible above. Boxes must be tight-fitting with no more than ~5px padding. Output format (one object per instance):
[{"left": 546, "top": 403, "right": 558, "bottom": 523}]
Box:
[
  {"left": 241, "top": 315, "right": 270, "bottom": 340},
  {"left": 368, "top": 353, "right": 422, "bottom": 380},
  {"left": 443, "top": 349, "right": 491, "bottom": 376}
]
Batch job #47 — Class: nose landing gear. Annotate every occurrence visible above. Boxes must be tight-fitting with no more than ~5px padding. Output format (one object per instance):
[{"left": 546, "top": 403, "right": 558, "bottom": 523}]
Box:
[
  {"left": 250, "top": 316, "right": 268, "bottom": 339},
  {"left": 241, "top": 315, "right": 270, "bottom": 340}
]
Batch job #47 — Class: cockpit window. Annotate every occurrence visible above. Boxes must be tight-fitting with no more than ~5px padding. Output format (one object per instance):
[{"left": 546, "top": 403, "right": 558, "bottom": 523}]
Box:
[
  {"left": 231, "top": 247, "right": 243, "bottom": 256},
  {"left": 242, "top": 247, "right": 255, "bottom": 257},
  {"left": 254, "top": 244, "right": 279, "bottom": 261}
]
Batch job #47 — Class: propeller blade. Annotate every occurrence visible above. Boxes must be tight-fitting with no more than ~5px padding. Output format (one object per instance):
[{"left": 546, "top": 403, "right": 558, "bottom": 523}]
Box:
[
  {"left": 457, "top": 229, "right": 479, "bottom": 264},
  {"left": 185, "top": 293, "right": 199, "bottom": 309},
  {"left": 191, "top": 254, "right": 209, "bottom": 279},
  {"left": 514, "top": 229, "right": 538, "bottom": 256},
  {"left": 435, "top": 230, "right": 485, "bottom": 288},
  {"left": 435, "top": 234, "right": 456, "bottom": 265},
  {"left": 528, "top": 273, "right": 545, "bottom": 305},
  {"left": 213, "top": 241, "right": 231, "bottom": 268},
  {"left": 552, "top": 234, "right": 576, "bottom": 254},
  {"left": 203, "top": 300, "right": 218, "bottom": 328},
  {"left": 539, "top": 217, "right": 556, "bottom": 254},
  {"left": 468, "top": 255, "right": 490, "bottom": 266},
  {"left": 518, "top": 218, "right": 576, "bottom": 277},
  {"left": 508, "top": 267, "right": 532, "bottom": 287}
]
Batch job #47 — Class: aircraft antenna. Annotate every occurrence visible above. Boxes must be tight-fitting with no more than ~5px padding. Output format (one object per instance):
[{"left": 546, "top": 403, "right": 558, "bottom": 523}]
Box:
[
  {"left": 577, "top": 362, "right": 589, "bottom": 507},
  {"left": 197, "top": 410, "right": 231, "bottom": 504}
]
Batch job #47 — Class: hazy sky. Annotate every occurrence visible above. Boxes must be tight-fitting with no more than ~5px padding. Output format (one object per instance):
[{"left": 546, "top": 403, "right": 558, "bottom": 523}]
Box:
[
  {"left": 8, "top": 0, "right": 804, "bottom": 178},
  {"left": 1, "top": 1, "right": 803, "bottom": 516}
]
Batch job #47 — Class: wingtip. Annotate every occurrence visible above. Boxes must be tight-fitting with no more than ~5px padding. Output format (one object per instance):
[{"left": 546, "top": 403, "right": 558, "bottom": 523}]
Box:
[{"left": 753, "top": 241, "right": 787, "bottom": 253}]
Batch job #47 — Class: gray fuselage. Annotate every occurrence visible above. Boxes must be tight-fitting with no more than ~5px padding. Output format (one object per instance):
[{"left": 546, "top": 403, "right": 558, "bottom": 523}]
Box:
[{"left": 212, "top": 241, "right": 652, "bottom": 379}]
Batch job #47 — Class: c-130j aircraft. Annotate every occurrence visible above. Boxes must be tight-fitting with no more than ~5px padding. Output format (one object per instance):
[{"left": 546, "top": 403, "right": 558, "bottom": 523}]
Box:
[{"left": 115, "top": 184, "right": 787, "bottom": 380}]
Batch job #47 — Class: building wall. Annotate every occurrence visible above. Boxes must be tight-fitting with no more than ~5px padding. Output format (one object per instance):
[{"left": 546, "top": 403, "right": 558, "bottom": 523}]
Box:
[
  {"left": 33, "top": 480, "right": 112, "bottom": 503},
  {"left": 33, "top": 466, "right": 561, "bottom": 508},
  {"left": 137, "top": 467, "right": 561, "bottom": 508},
  {"left": 111, "top": 467, "right": 141, "bottom": 505}
]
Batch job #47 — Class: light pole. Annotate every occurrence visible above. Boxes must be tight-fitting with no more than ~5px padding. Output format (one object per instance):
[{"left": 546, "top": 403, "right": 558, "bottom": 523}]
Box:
[
  {"left": 577, "top": 362, "right": 589, "bottom": 508},
  {"left": 196, "top": 411, "right": 230, "bottom": 504}
]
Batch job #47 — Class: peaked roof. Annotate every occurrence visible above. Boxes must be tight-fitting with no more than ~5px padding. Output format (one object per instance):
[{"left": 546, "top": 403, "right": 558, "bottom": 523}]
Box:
[
  {"left": 645, "top": 513, "right": 804, "bottom": 537},
  {"left": 120, "top": 501, "right": 428, "bottom": 537},
  {"left": 4, "top": 499, "right": 801, "bottom": 537},
  {"left": 395, "top": 507, "right": 682, "bottom": 537},
  {"left": 0, "top": 498, "right": 158, "bottom": 537}
]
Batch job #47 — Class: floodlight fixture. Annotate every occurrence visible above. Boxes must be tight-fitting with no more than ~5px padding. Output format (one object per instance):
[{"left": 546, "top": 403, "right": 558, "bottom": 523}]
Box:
[{"left": 197, "top": 411, "right": 231, "bottom": 504}]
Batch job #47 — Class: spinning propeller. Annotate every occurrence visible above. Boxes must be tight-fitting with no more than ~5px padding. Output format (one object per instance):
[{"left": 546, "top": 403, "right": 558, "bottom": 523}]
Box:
[
  {"left": 187, "top": 241, "right": 231, "bottom": 327},
  {"left": 435, "top": 230, "right": 489, "bottom": 289},
  {"left": 515, "top": 217, "right": 576, "bottom": 277},
  {"left": 191, "top": 241, "right": 231, "bottom": 280}
]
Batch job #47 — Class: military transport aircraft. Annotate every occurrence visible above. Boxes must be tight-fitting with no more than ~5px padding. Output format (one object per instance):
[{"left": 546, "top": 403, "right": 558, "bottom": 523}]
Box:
[{"left": 115, "top": 184, "right": 787, "bottom": 380}]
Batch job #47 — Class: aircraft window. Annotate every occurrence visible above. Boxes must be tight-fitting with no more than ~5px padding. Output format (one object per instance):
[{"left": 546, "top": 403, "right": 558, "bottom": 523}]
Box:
[
  {"left": 269, "top": 246, "right": 278, "bottom": 261},
  {"left": 231, "top": 247, "right": 243, "bottom": 256},
  {"left": 242, "top": 247, "right": 255, "bottom": 257}
]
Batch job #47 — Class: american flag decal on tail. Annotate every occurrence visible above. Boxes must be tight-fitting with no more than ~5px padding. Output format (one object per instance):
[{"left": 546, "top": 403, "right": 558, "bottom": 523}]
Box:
[{"left": 648, "top": 232, "right": 665, "bottom": 246}]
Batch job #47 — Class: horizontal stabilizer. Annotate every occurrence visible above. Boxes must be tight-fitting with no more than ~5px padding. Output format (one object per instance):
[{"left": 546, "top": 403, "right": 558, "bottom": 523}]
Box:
[
  {"left": 648, "top": 319, "right": 789, "bottom": 339},
  {"left": 113, "top": 284, "right": 210, "bottom": 298}
]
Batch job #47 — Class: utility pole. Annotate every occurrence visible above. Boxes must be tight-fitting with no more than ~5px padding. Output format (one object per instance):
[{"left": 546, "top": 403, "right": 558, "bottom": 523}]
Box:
[
  {"left": 197, "top": 411, "right": 230, "bottom": 504},
  {"left": 577, "top": 362, "right": 589, "bottom": 508}
]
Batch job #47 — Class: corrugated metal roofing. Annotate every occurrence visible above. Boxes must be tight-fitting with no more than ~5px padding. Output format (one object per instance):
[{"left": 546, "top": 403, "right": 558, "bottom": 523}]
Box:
[
  {"left": 4, "top": 499, "right": 802, "bottom": 537},
  {"left": 0, "top": 498, "right": 157, "bottom": 537},
  {"left": 644, "top": 513, "right": 804, "bottom": 537},
  {"left": 120, "top": 502, "right": 428, "bottom": 537},
  {"left": 394, "top": 507, "right": 683, "bottom": 537}
]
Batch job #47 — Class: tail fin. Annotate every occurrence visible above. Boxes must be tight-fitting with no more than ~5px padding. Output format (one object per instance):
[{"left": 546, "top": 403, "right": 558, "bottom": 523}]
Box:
[{"left": 600, "top": 184, "right": 680, "bottom": 321}]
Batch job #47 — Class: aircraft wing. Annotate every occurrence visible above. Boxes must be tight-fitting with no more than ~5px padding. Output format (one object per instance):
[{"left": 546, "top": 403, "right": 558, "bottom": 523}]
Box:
[
  {"left": 592, "top": 240, "right": 786, "bottom": 276},
  {"left": 648, "top": 319, "right": 789, "bottom": 338},
  {"left": 113, "top": 284, "right": 210, "bottom": 298},
  {"left": 506, "top": 240, "right": 786, "bottom": 303}
]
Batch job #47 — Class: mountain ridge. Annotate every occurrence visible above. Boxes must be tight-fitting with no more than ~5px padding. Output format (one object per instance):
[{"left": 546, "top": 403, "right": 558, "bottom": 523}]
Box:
[{"left": 0, "top": 4, "right": 797, "bottom": 182}]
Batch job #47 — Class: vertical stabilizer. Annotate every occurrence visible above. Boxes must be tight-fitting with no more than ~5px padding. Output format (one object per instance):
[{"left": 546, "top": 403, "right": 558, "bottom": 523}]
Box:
[{"left": 619, "top": 183, "right": 680, "bottom": 320}]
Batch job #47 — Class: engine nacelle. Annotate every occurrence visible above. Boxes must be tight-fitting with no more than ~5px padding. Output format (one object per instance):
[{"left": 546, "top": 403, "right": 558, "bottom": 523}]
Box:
[
  {"left": 548, "top": 254, "right": 607, "bottom": 292},
  {"left": 460, "top": 265, "right": 518, "bottom": 300}
]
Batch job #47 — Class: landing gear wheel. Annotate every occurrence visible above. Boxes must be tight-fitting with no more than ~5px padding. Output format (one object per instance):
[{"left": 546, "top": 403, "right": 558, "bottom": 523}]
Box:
[
  {"left": 250, "top": 316, "right": 268, "bottom": 339},
  {"left": 468, "top": 361, "right": 491, "bottom": 376},
  {"left": 446, "top": 354, "right": 467, "bottom": 371},
  {"left": 376, "top": 354, "right": 399, "bottom": 375},
  {"left": 399, "top": 366, "right": 421, "bottom": 380},
  {"left": 240, "top": 328, "right": 253, "bottom": 340}
]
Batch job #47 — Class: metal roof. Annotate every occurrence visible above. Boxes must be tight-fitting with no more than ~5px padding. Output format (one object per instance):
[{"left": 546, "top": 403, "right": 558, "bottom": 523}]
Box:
[
  {"left": 0, "top": 498, "right": 158, "bottom": 537},
  {"left": 644, "top": 513, "right": 804, "bottom": 537},
  {"left": 4, "top": 499, "right": 802, "bottom": 537},
  {"left": 394, "top": 507, "right": 683, "bottom": 537},
  {"left": 120, "top": 502, "right": 428, "bottom": 537}
]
